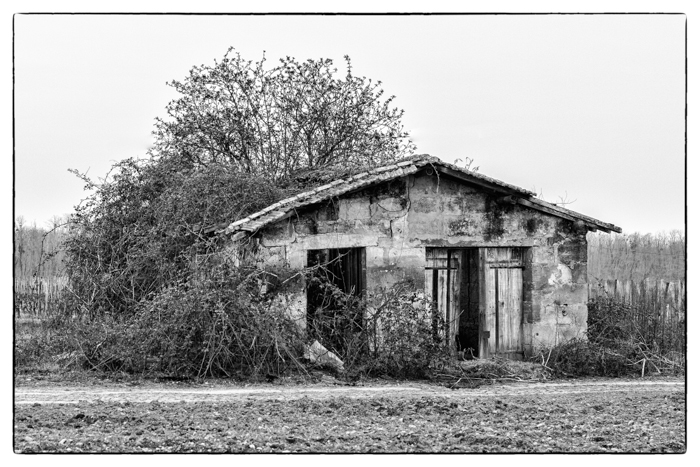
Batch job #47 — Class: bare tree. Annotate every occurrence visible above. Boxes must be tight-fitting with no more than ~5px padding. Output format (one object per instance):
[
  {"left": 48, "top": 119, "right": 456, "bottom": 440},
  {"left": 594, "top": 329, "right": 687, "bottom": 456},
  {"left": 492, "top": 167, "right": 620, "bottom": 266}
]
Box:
[{"left": 152, "top": 49, "right": 415, "bottom": 180}]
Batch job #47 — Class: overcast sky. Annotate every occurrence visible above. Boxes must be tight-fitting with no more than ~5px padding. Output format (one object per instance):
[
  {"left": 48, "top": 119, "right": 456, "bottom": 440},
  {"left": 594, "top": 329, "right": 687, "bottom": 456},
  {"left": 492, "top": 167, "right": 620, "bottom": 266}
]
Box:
[{"left": 13, "top": 13, "right": 686, "bottom": 234}]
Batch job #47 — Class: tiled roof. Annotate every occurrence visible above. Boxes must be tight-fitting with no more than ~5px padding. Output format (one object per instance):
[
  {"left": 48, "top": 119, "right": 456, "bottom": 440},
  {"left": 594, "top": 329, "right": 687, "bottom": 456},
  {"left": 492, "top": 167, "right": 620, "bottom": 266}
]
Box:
[{"left": 217, "top": 154, "right": 620, "bottom": 235}]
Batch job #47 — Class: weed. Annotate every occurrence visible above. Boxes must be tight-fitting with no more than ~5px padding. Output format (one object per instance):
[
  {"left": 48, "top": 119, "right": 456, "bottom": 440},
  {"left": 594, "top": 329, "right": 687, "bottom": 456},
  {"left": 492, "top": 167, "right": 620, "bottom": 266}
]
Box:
[
  {"left": 532, "top": 296, "right": 685, "bottom": 378},
  {"left": 307, "top": 278, "right": 451, "bottom": 379}
]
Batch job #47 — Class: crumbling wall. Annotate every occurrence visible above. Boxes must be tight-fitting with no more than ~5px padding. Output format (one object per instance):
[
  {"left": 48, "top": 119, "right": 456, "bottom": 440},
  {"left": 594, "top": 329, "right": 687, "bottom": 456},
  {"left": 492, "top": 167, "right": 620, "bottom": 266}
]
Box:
[
  {"left": 524, "top": 223, "right": 589, "bottom": 356},
  {"left": 237, "top": 171, "right": 590, "bottom": 355}
]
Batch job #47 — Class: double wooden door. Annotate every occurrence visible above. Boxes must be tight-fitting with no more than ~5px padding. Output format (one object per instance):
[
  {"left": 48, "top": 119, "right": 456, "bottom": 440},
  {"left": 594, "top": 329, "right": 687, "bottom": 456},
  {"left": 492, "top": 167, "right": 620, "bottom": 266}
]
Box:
[{"left": 425, "top": 247, "right": 524, "bottom": 359}]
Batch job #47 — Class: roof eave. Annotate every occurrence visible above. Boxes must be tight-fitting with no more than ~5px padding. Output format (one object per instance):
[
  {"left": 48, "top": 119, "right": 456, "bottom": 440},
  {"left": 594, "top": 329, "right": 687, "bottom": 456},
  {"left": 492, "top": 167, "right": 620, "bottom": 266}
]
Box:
[
  {"left": 516, "top": 197, "right": 621, "bottom": 233},
  {"left": 431, "top": 164, "right": 537, "bottom": 197}
]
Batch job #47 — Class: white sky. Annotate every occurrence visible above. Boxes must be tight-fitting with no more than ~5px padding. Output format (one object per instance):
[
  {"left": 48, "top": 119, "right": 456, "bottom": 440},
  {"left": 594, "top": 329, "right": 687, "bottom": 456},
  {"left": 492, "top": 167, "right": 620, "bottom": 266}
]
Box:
[{"left": 11, "top": 9, "right": 687, "bottom": 236}]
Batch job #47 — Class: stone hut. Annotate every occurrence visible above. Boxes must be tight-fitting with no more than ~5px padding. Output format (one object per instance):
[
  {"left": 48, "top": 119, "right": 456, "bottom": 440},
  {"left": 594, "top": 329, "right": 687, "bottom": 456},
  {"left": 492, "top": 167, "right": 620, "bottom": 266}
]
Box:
[{"left": 215, "top": 155, "right": 621, "bottom": 359}]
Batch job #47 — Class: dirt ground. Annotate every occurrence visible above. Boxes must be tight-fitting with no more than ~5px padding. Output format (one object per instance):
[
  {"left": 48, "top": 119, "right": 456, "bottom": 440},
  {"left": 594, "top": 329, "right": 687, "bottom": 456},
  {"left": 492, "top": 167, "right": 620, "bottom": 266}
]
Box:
[{"left": 14, "top": 376, "right": 686, "bottom": 453}]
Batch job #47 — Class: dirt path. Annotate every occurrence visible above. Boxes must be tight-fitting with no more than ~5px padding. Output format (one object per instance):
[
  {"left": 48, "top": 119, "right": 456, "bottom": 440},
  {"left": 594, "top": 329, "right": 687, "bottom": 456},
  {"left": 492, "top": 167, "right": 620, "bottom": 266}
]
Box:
[{"left": 15, "top": 378, "right": 684, "bottom": 405}]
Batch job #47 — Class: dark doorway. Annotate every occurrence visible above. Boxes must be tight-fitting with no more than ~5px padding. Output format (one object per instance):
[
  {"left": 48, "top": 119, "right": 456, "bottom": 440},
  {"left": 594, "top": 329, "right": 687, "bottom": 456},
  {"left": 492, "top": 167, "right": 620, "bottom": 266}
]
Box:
[
  {"left": 458, "top": 249, "right": 481, "bottom": 357},
  {"left": 425, "top": 248, "right": 480, "bottom": 356},
  {"left": 306, "top": 248, "right": 366, "bottom": 353}
]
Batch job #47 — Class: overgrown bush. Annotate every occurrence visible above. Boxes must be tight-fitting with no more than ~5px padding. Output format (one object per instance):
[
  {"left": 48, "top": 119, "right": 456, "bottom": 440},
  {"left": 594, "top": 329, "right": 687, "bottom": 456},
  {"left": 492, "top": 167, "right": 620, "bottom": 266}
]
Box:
[
  {"left": 308, "top": 279, "right": 451, "bottom": 379},
  {"left": 365, "top": 284, "right": 451, "bottom": 378},
  {"left": 588, "top": 295, "right": 685, "bottom": 356},
  {"left": 14, "top": 311, "right": 77, "bottom": 373},
  {"left": 15, "top": 318, "right": 57, "bottom": 370},
  {"left": 18, "top": 265, "right": 452, "bottom": 381},
  {"left": 26, "top": 50, "right": 418, "bottom": 380},
  {"left": 127, "top": 263, "right": 306, "bottom": 378},
  {"left": 17, "top": 262, "right": 308, "bottom": 379},
  {"left": 63, "top": 164, "right": 290, "bottom": 320},
  {"left": 532, "top": 296, "right": 685, "bottom": 377},
  {"left": 534, "top": 338, "right": 636, "bottom": 377}
]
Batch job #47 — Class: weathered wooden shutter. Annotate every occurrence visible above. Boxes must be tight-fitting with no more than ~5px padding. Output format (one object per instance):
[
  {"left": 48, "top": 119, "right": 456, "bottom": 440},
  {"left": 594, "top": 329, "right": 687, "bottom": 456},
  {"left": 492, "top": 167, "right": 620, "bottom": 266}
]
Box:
[
  {"left": 311, "top": 248, "right": 366, "bottom": 297},
  {"left": 336, "top": 248, "right": 366, "bottom": 297},
  {"left": 481, "top": 248, "right": 524, "bottom": 359},
  {"left": 425, "top": 248, "right": 462, "bottom": 350}
]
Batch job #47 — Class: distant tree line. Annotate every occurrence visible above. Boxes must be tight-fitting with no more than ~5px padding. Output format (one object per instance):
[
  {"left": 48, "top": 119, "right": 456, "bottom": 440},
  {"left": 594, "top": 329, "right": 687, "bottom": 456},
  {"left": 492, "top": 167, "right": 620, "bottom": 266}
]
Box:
[
  {"left": 14, "top": 216, "right": 68, "bottom": 279},
  {"left": 587, "top": 230, "right": 685, "bottom": 283}
]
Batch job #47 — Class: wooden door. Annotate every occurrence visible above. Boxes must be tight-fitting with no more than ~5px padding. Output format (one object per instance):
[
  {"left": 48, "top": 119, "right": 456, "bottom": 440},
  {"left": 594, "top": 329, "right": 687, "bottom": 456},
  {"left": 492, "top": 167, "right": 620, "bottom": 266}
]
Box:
[
  {"left": 480, "top": 248, "right": 524, "bottom": 359},
  {"left": 425, "top": 248, "right": 462, "bottom": 351}
]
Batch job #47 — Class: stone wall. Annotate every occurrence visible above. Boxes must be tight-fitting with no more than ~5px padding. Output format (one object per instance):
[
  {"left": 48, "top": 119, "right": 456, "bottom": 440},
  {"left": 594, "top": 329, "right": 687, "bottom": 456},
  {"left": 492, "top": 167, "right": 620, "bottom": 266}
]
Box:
[{"left": 240, "top": 171, "right": 590, "bottom": 355}]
